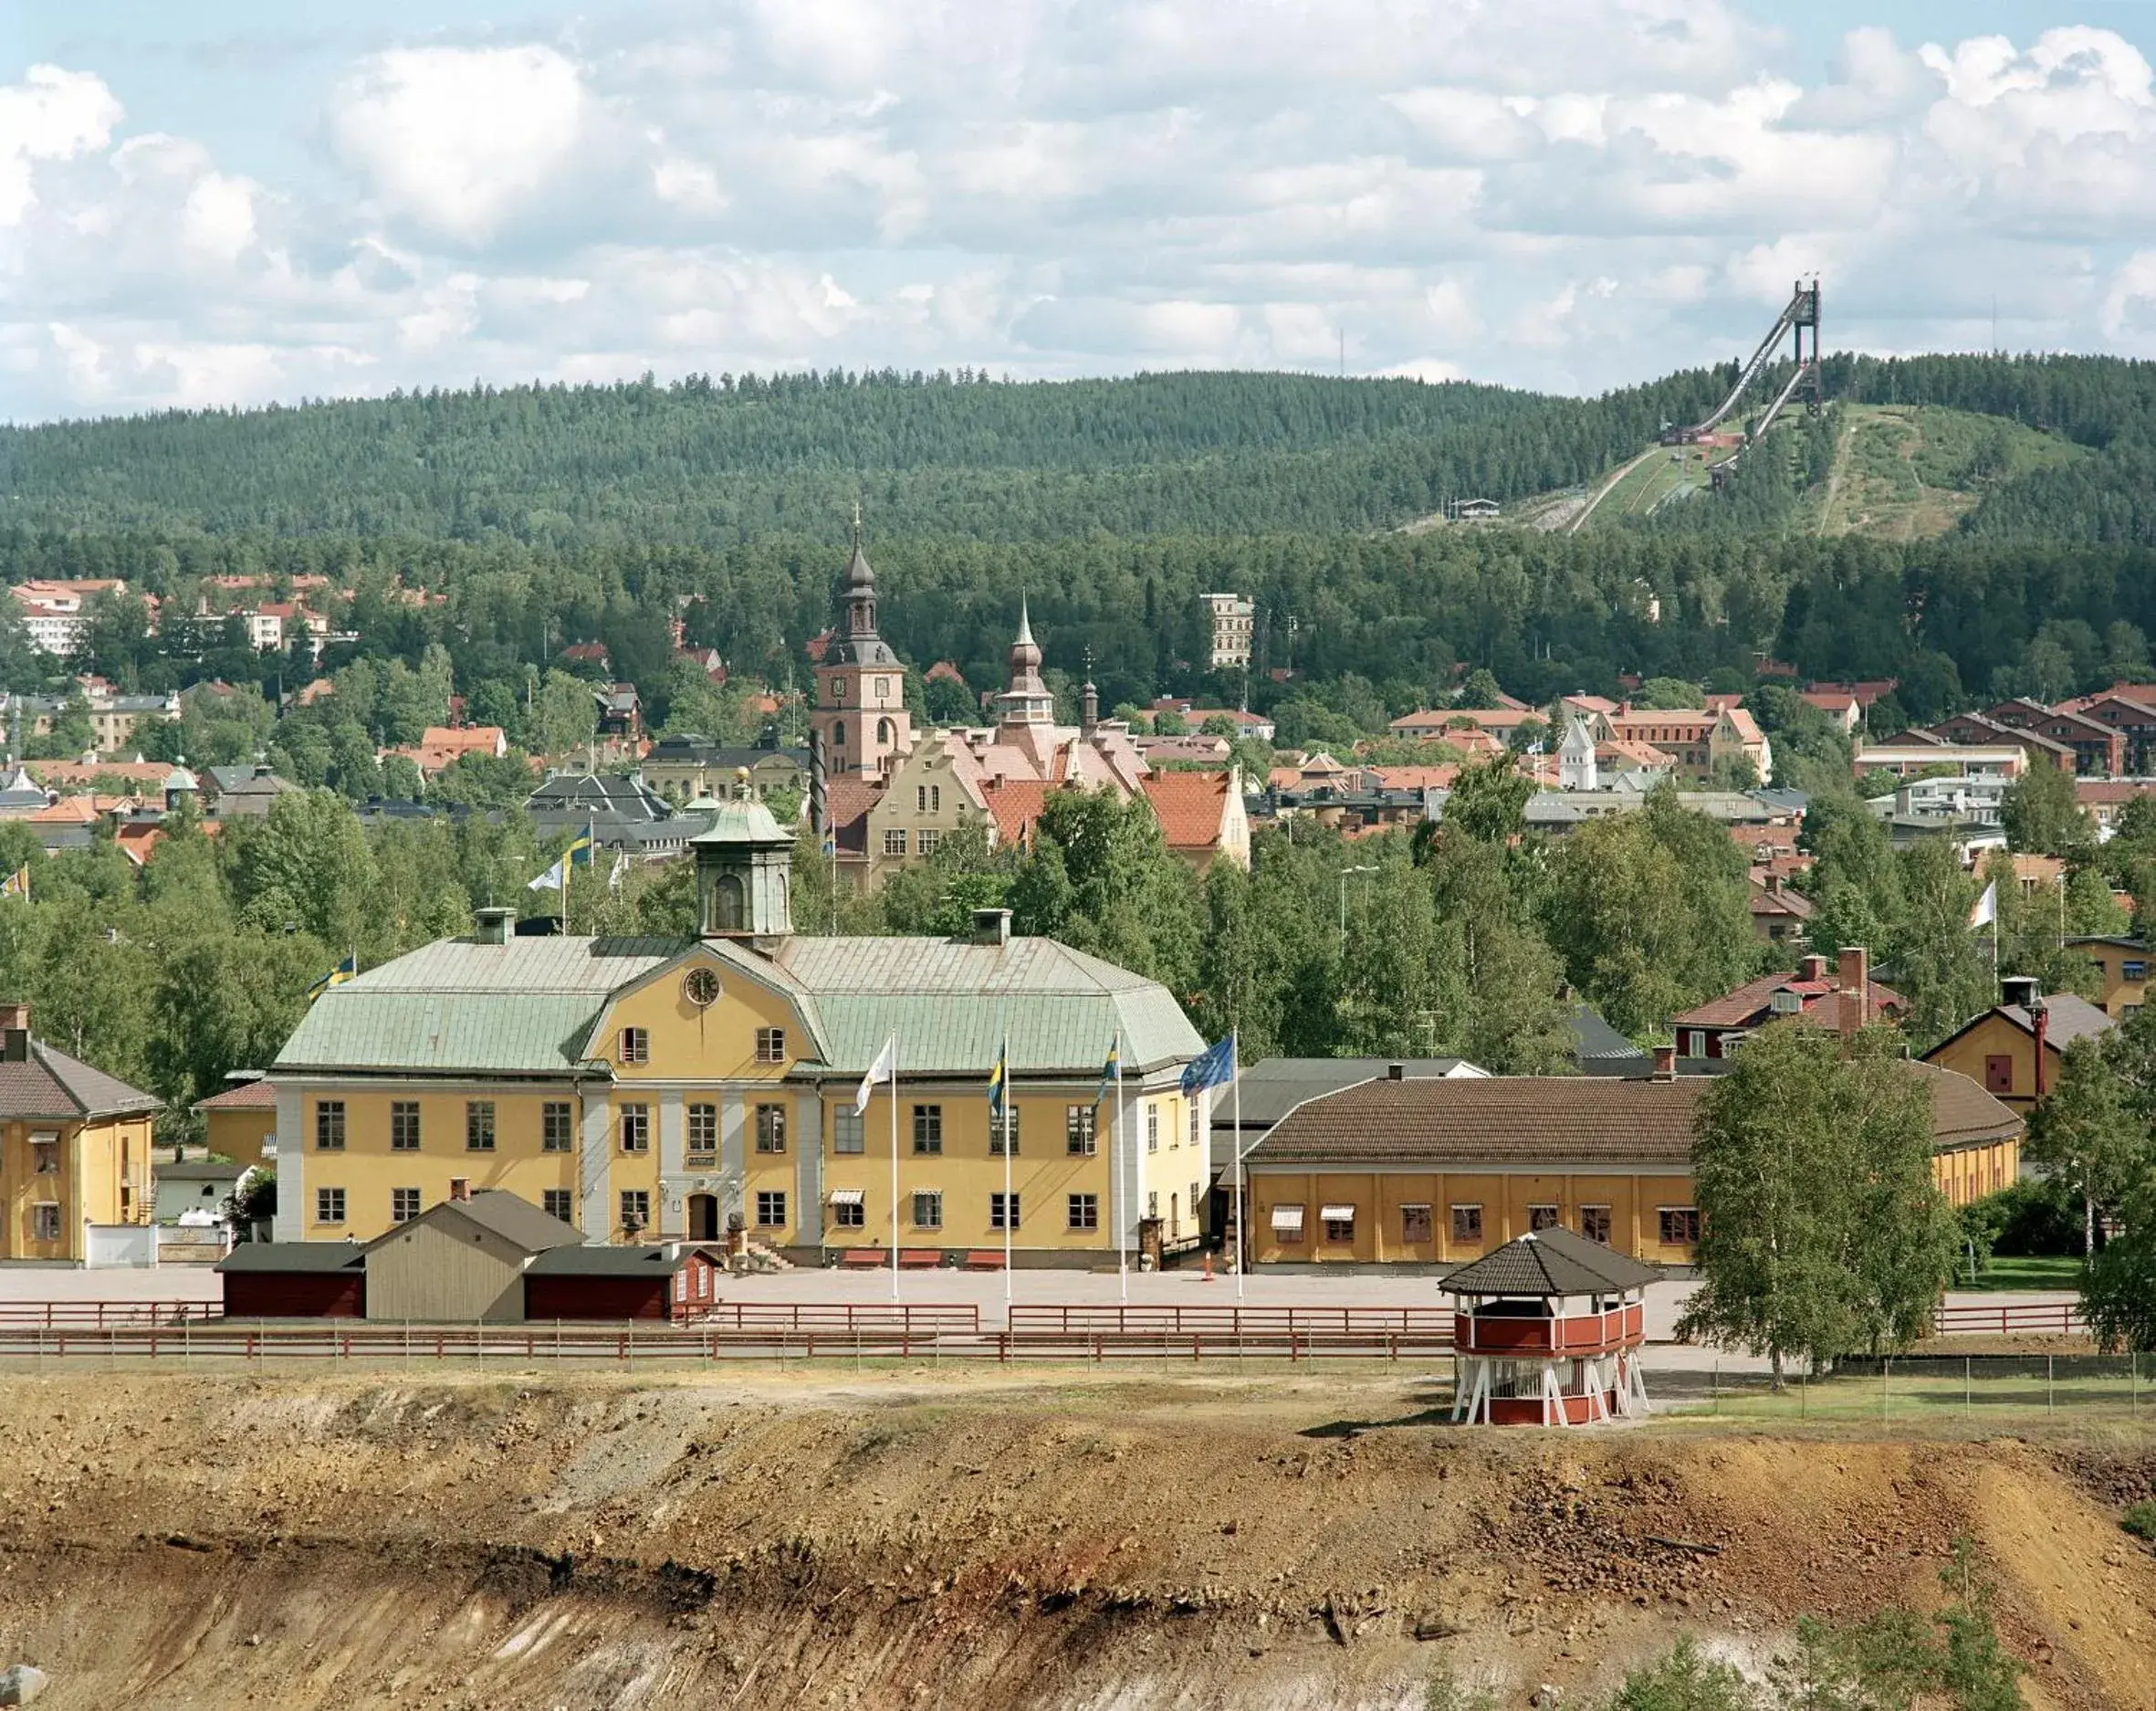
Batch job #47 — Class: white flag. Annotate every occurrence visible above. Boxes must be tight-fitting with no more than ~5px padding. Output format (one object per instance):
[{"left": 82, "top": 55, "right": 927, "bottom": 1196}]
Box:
[
  {"left": 1970, "top": 881, "right": 1997, "bottom": 929},
  {"left": 608, "top": 852, "right": 630, "bottom": 894},
  {"left": 854, "top": 1035, "right": 896, "bottom": 1115},
  {"left": 527, "top": 855, "right": 566, "bottom": 892}
]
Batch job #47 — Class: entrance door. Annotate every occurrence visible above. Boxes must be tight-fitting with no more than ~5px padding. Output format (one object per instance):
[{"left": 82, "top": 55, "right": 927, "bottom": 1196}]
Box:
[{"left": 687, "top": 1193, "right": 719, "bottom": 1242}]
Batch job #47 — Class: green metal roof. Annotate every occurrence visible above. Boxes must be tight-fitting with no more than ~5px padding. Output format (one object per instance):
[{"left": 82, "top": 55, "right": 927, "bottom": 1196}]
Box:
[{"left": 275, "top": 930, "right": 1204, "bottom": 1080}]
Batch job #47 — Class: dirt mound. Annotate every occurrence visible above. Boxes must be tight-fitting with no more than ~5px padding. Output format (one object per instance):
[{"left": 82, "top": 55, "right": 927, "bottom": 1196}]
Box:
[{"left": 0, "top": 1367, "right": 2150, "bottom": 1709}]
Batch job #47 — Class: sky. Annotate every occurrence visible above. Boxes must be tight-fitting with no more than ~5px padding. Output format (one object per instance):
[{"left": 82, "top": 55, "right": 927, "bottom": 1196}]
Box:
[{"left": 7, "top": 0, "right": 2156, "bottom": 422}]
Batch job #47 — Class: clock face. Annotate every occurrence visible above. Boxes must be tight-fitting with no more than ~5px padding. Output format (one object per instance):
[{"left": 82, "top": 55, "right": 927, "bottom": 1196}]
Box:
[{"left": 682, "top": 967, "right": 721, "bottom": 1008}]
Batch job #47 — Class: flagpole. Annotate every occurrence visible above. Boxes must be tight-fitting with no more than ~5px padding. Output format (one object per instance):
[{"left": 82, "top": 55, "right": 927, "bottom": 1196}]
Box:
[
  {"left": 1115, "top": 1039, "right": 1127, "bottom": 1304},
  {"left": 890, "top": 1034, "right": 901, "bottom": 1305},
  {"left": 1001, "top": 1030, "right": 1012, "bottom": 1306},
  {"left": 1231, "top": 1027, "right": 1245, "bottom": 1302}
]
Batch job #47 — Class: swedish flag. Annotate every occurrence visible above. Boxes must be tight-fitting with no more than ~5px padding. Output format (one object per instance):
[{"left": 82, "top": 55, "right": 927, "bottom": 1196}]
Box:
[
  {"left": 305, "top": 953, "right": 358, "bottom": 1003},
  {"left": 988, "top": 1034, "right": 1010, "bottom": 1119},
  {"left": 1093, "top": 1037, "right": 1121, "bottom": 1110},
  {"left": 564, "top": 825, "right": 596, "bottom": 867}
]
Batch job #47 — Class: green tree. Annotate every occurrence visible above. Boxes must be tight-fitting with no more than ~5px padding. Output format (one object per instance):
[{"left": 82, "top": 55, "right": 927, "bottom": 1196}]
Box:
[
  {"left": 225, "top": 792, "right": 382, "bottom": 952},
  {"left": 1680, "top": 1027, "right": 1957, "bottom": 1383},
  {"left": 1891, "top": 840, "right": 1994, "bottom": 1050},
  {"left": 2001, "top": 763, "right": 2091, "bottom": 856},
  {"left": 1439, "top": 751, "right": 1533, "bottom": 844}
]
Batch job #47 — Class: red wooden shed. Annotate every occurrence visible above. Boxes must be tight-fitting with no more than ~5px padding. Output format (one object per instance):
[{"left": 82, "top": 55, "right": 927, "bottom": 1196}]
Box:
[
  {"left": 522, "top": 1244, "right": 725, "bottom": 1321},
  {"left": 216, "top": 1242, "right": 366, "bottom": 1318}
]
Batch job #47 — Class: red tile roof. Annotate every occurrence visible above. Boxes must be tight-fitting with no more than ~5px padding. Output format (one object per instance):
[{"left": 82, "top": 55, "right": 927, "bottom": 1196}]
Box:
[
  {"left": 1673, "top": 970, "right": 1904, "bottom": 1030},
  {"left": 981, "top": 777, "right": 1052, "bottom": 847},
  {"left": 1140, "top": 771, "right": 1230, "bottom": 851},
  {"left": 824, "top": 778, "right": 882, "bottom": 856},
  {"left": 194, "top": 1079, "right": 277, "bottom": 1111}
]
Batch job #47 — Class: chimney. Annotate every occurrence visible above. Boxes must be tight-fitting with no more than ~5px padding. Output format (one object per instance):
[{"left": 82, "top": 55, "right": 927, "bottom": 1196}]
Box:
[
  {"left": 1764, "top": 872, "right": 1783, "bottom": 897},
  {"left": 1799, "top": 953, "right": 1827, "bottom": 981},
  {"left": 0, "top": 1002, "right": 27, "bottom": 1063},
  {"left": 473, "top": 906, "right": 515, "bottom": 946},
  {"left": 971, "top": 907, "right": 1013, "bottom": 947},
  {"left": 1652, "top": 1044, "right": 1677, "bottom": 1081},
  {"left": 1837, "top": 945, "right": 1870, "bottom": 1042},
  {"left": 2033, "top": 997, "right": 2049, "bottom": 1099},
  {"left": 1387, "top": 1062, "right": 1406, "bottom": 1080},
  {"left": 2000, "top": 975, "right": 2040, "bottom": 1012},
  {"left": 448, "top": 1178, "right": 470, "bottom": 1202}
]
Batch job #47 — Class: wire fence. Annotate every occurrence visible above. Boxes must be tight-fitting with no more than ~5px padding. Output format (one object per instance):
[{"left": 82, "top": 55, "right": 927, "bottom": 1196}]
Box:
[{"left": 1672, "top": 1352, "right": 2156, "bottom": 1425}]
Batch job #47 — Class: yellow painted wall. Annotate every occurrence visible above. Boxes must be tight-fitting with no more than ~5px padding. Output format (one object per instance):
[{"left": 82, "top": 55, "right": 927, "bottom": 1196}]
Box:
[
  {"left": 205, "top": 1107, "right": 276, "bottom": 1168},
  {"left": 1924, "top": 1014, "right": 2047, "bottom": 1112},
  {"left": 598, "top": 953, "right": 801, "bottom": 1087},
  {"left": 0, "top": 1112, "right": 151, "bottom": 1261},
  {"left": 2078, "top": 945, "right": 2149, "bottom": 1020},
  {"left": 1932, "top": 1140, "right": 2020, "bottom": 1206},
  {"left": 1250, "top": 1170, "right": 1701, "bottom": 1266},
  {"left": 301, "top": 1089, "right": 578, "bottom": 1240}
]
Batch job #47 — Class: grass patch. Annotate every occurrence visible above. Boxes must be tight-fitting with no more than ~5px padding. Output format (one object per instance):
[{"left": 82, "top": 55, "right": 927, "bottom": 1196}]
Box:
[
  {"left": 2124, "top": 1500, "right": 2156, "bottom": 1543},
  {"left": 1962, "top": 1254, "right": 2084, "bottom": 1292}
]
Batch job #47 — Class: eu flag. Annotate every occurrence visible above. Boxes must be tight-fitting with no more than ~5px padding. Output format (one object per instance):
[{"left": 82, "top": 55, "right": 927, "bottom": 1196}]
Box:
[{"left": 1180, "top": 1034, "right": 1236, "bottom": 1095}]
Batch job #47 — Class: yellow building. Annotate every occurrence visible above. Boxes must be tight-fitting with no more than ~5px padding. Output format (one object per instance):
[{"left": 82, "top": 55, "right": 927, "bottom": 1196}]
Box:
[
  {"left": 2065, "top": 936, "right": 2148, "bottom": 1020},
  {"left": 0, "top": 1002, "right": 161, "bottom": 1263},
  {"left": 1921, "top": 985, "right": 2116, "bottom": 1117},
  {"left": 194, "top": 1078, "right": 278, "bottom": 1166},
  {"left": 1240, "top": 1060, "right": 2022, "bottom": 1268},
  {"left": 269, "top": 790, "right": 1209, "bottom": 1256}
]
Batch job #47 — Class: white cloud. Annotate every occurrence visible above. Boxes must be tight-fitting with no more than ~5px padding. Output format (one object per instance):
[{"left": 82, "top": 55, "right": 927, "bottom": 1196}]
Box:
[
  {"left": 10, "top": 9, "right": 2156, "bottom": 420},
  {"left": 328, "top": 46, "right": 589, "bottom": 242}
]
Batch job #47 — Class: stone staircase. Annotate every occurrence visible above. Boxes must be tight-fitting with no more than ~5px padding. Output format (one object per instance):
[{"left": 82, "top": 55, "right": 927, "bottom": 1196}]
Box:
[{"left": 734, "top": 1236, "right": 794, "bottom": 1274}]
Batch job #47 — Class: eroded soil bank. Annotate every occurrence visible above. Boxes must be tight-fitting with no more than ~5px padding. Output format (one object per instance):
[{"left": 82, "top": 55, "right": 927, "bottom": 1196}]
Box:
[{"left": 0, "top": 1365, "right": 2150, "bottom": 1709}]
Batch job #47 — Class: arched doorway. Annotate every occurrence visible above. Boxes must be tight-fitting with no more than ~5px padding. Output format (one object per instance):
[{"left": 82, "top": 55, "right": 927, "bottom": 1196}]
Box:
[{"left": 687, "top": 1193, "right": 719, "bottom": 1242}]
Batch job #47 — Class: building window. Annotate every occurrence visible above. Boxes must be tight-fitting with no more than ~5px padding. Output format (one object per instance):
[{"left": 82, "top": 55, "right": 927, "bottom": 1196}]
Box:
[
  {"left": 754, "top": 1103, "right": 787, "bottom": 1153},
  {"left": 31, "top": 1203, "right": 60, "bottom": 1243},
  {"left": 1983, "top": 1055, "right": 2015, "bottom": 1095},
  {"left": 686, "top": 1102, "right": 718, "bottom": 1160},
  {"left": 930, "top": 784, "right": 940, "bottom": 812},
  {"left": 1401, "top": 1203, "right": 1433, "bottom": 1244},
  {"left": 884, "top": 829, "right": 906, "bottom": 856},
  {"left": 1189, "top": 1181, "right": 1200, "bottom": 1223},
  {"left": 1188, "top": 1101, "right": 1201, "bottom": 1149},
  {"left": 756, "top": 1191, "right": 787, "bottom": 1229},
  {"left": 916, "top": 828, "right": 942, "bottom": 856},
  {"left": 391, "top": 1101, "right": 421, "bottom": 1152},
  {"left": 875, "top": 678, "right": 889, "bottom": 699},
  {"left": 1146, "top": 1104, "right": 1159, "bottom": 1152},
  {"left": 878, "top": 718, "right": 895, "bottom": 746},
  {"left": 832, "top": 1196, "right": 865, "bottom": 1229},
  {"left": 2126, "top": 960, "right": 2147, "bottom": 981},
  {"left": 913, "top": 1190, "right": 943, "bottom": 1230},
  {"left": 715, "top": 874, "right": 746, "bottom": 930},
  {"left": 833, "top": 1109, "right": 864, "bottom": 1155},
  {"left": 916, "top": 785, "right": 928, "bottom": 812},
  {"left": 621, "top": 1190, "right": 651, "bottom": 1233},
  {"left": 543, "top": 1189, "right": 574, "bottom": 1223},
  {"left": 316, "top": 1187, "right": 346, "bottom": 1225},
  {"left": 1682, "top": 1030, "right": 1705, "bottom": 1058},
  {"left": 30, "top": 1138, "right": 57, "bottom": 1175},
  {"left": 1323, "top": 1206, "right": 1355, "bottom": 1244},
  {"left": 392, "top": 1188, "right": 421, "bottom": 1223},
  {"left": 315, "top": 1100, "right": 346, "bottom": 1150},
  {"left": 1146, "top": 1191, "right": 1158, "bottom": 1219},
  {"left": 1068, "top": 1192, "right": 1099, "bottom": 1231},
  {"left": 542, "top": 1102, "right": 574, "bottom": 1152},
  {"left": 619, "top": 1103, "right": 651, "bottom": 1153},
  {"left": 1528, "top": 1204, "right": 1560, "bottom": 1233},
  {"left": 466, "top": 1101, "right": 497, "bottom": 1152},
  {"left": 832, "top": 719, "right": 846, "bottom": 745},
  {"left": 757, "top": 1027, "right": 786, "bottom": 1064},
  {"left": 991, "top": 1191, "right": 1020, "bottom": 1231},
  {"left": 619, "top": 1026, "right": 650, "bottom": 1065},
  {"left": 1659, "top": 1207, "right": 1701, "bottom": 1246},
  {"left": 1065, "top": 1105, "right": 1096, "bottom": 1155},
  {"left": 1451, "top": 1204, "right": 1483, "bottom": 1244},
  {"left": 1581, "top": 1206, "right": 1613, "bottom": 1244},
  {"left": 990, "top": 1106, "right": 1020, "bottom": 1156},
  {"left": 912, "top": 1105, "right": 943, "bottom": 1154}
]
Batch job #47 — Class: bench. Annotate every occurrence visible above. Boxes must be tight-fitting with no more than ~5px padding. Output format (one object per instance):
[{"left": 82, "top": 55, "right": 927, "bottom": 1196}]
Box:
[
  {"left": 898, "top": 1249, "right": 945, "bottom": 1270},
  {"left": 962, "top": 1249, "right": 1008, "bottom": 1272},
  {"left": 838, "top": 1249, "right": 888, "bottom": 1269}
]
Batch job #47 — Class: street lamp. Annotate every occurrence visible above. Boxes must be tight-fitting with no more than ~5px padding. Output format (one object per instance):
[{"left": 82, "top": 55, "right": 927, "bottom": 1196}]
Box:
[{"left": 1338, "top": 864, "right": 1377, "bottom": 952}]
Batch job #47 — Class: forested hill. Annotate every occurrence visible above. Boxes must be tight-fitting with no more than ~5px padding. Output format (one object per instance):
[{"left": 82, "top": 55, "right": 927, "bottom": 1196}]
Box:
[
  {"left": 0, "top": 367, "right": 1736, "bottom": 545},
  {"left": 9, "top": 351, "right": 2156, "bottom": 549}
]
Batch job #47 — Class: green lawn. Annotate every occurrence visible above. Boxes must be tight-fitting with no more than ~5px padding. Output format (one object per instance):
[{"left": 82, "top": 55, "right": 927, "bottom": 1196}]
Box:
[{"left": 1959, "top": 1255, "right": 2085, "bottom": 1292}]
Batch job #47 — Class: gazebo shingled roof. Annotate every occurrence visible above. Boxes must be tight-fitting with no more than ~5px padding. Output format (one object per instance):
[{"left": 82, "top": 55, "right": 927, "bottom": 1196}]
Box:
[{"left": 1441, "top": 1227, "right": 1661, "bottom": 1296}]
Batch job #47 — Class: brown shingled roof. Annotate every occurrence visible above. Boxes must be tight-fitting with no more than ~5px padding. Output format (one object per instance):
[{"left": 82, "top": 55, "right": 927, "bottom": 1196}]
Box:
[
  {"left": 194, "top": 1079, "right": 277, "bottom": 1112},
  {"left": 1140, "top": 770, "right": 1230, "bottom": 851},
  {"left": 1442, "top": 1226, "right": 1662, "bottom": 1296},
  {"left": 0, "top": 1040, "right": 162, "bottom": 1122},
  {"left": 1251, "top": 1061, "right": 2018, "bottom": 1169},
  {"left": 1671, "top": 970, "right": 1904, "bottom": 1031}
]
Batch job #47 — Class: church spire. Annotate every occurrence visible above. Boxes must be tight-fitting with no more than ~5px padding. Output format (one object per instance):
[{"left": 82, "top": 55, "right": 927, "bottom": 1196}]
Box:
[{"left": 999, "top": 595, "right": 1053, "bottom": 727}]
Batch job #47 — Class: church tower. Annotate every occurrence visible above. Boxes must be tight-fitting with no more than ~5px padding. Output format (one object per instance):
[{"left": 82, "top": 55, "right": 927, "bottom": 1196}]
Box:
[
  {"left": 996, "top": 597, "right": 1057, "bottom": 729},
  {"left": 811, "top": 509, "right": 912, "bottom": 781}
]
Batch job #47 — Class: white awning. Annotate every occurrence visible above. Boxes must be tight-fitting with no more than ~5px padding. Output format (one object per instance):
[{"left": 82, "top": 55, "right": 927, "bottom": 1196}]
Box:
[
  {"left": 1270, "top": 1204, "right": 1305, "bottom": 1233},
  {"left": 829, "top": 1188, "right": 864, "bottom": 1207},
  {"left": 1321, "top": 1204, "right": 1356, "bottom": 1221}
]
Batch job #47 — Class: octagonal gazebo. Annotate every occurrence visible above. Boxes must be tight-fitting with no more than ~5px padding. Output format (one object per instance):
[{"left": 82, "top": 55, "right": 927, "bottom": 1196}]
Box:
[{"left": 1444, "top": 1227, "right": 1659, "bottom": 1426}]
